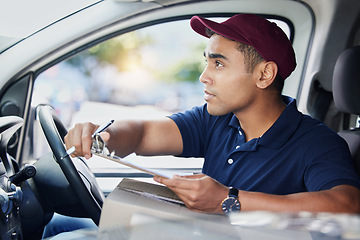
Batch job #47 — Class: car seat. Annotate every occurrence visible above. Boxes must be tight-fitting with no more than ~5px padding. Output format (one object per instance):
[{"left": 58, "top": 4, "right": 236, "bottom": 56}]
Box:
[{"left": 332, "top": 46, "right": 360, "bottom": 174}]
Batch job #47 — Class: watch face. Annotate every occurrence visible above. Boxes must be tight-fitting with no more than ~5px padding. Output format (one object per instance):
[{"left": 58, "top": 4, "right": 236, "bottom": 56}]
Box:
[{"left": 221, "top": 197, "right": 241, "bottom": 214}]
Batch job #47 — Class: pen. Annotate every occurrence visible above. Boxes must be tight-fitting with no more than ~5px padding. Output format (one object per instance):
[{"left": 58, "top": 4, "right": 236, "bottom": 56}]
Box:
[
  {"left": 91, "top": 119, "right": 114, "bottom": 138},
  {"left": 61, "top": 146, "right": 75, "bottom": 160}
]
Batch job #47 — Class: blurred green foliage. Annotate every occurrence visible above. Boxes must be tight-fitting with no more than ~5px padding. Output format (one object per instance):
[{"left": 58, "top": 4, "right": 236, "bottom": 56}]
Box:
[
  {"left": 67, "top": 32, "right": 152, "bottom": 74},
  {"left": 158, "top": 43, "right": 206, "bottom": 83},
  {"left": 67, "top": 30, "right": 205, "bottom": 83}
]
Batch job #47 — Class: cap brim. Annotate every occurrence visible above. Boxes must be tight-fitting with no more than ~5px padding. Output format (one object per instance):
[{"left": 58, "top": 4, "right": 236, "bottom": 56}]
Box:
[
  {"left": 190, "top": 16, "right": 214, "bottom": 38},
  {"left": 190, "top": 16, "right": 251, "bottom": 45}
]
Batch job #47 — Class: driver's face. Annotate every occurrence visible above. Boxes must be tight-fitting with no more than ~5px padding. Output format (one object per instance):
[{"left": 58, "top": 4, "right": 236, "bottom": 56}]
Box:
[{"left": 200, "top": 34, "right": 259, "bottom": 116}]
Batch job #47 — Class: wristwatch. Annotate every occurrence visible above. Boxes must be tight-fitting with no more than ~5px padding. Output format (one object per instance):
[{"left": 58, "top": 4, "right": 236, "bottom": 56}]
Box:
[{"left": 221, "top": 187, "right": 241, "bottom": 214}]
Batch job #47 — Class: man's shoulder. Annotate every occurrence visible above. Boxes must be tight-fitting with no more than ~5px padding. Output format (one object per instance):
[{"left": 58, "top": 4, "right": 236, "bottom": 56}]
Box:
[
  {"left": 296, "top": 114, "right": 349, "bottom": 151},
  {"left": 300, "top": 114, "right": 338, "bottom": 136}
]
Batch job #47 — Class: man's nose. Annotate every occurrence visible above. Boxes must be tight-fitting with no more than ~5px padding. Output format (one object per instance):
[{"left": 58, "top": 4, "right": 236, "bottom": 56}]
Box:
[{"left": 199, "top": 67, "right": 212, "bottom": 85}]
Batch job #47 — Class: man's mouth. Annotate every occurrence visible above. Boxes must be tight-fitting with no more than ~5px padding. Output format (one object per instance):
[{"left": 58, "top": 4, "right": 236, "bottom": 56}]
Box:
[{"left": 204, "top": 90, "right": 215, "bottom": 101}]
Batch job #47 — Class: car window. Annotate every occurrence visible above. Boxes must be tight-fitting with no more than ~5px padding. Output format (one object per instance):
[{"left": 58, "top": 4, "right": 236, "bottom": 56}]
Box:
[
  {"left": 34, "top": 19, "right": 207, "bottom": 124},
  {"left": 31, "top": 17, "right": 293, "bottom": 192}
]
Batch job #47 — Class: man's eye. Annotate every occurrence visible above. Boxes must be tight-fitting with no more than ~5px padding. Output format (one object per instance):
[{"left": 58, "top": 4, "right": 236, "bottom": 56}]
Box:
[{"left": 216, "top": 61, "right": 224, "bottom": 67}]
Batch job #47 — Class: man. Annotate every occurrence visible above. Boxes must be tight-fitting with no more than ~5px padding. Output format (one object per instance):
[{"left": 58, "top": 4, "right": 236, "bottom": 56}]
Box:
[{"left": 65, "top": 14, "right": 360, "bottom": 214}]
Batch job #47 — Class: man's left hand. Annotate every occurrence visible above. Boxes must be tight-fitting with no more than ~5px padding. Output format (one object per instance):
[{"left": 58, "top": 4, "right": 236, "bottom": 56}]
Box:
[{"left": 153, "top": 173, "right": 228, "bottom": 213}]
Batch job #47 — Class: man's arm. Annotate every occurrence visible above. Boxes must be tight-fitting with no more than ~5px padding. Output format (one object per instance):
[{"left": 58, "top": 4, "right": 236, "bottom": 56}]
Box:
[
  {"left": 64, "top": 118, "right": 183, "bottom": 159},
  {"left": 239, "top": 184, "right": 360, "bottom": 213},
  {"left": 154, "top": 174, "right": 360, "bottom": 214},
  {"left": 106, "top": 118, "right": 183, "bottom": 157}
]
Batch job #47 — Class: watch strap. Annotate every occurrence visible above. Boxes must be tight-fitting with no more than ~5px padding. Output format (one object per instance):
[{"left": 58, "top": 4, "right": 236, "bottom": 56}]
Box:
[{"left": 228, "top": 187, "right": 238, "bottom": 198}]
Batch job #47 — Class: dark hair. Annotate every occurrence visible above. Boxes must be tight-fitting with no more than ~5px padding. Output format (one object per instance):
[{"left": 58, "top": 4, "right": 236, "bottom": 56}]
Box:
[
  {"left": 236, "top": 42, "right": 264, "bottom": 73},
  {"left": 206, "top": 28, "right": 284, "bottom": 93},
  {"left": 270, "top": 74, "right": 284, "bottom": 93}
]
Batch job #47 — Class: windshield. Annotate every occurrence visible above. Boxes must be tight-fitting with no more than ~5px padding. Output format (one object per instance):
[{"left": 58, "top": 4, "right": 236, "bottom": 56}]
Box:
[{"left": 0, "top": 0, "right": 99, "bottom": 53}]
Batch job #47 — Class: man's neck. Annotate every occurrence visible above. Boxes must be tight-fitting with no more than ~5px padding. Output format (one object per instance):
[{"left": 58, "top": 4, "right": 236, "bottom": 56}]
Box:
[{"left": 235, "top": 95, "right": 286, "bottom": 142}]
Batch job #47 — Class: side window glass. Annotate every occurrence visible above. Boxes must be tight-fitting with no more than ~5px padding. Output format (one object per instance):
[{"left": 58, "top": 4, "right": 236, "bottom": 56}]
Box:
[
  {"left": 34, "top": 20, "right": 207, "bottom": 127},
  {"left": 32, "top": 19, "right": 208, "bottom": 178}
]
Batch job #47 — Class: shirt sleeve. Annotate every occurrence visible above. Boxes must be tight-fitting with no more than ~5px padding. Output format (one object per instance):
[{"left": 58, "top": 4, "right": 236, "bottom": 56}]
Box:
[
  {"left": 168, "top": 104, "right": 208, "bottom": 157},
  {"left": 303, "top": 126, "right": 360, "bottom": 191}
]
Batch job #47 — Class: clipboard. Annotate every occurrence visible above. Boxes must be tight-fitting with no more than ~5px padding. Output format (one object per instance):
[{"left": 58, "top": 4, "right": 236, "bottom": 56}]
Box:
[
  {"left": 90, "top": 130, "right": 186, "bottom": 179},
  {"left": 92, "top": 152, "right": 176, "bottom": 179}
]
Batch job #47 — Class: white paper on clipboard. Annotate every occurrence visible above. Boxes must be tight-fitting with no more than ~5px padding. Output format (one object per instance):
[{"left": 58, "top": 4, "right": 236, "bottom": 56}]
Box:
[{"left": 92, "top": 152, "right": 180, "bottom": 179}]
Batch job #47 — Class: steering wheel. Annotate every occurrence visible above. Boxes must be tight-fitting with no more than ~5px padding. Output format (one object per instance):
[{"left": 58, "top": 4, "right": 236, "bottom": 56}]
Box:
[{"left": 37, "top": 105, "right": 104, "bottom": 225}]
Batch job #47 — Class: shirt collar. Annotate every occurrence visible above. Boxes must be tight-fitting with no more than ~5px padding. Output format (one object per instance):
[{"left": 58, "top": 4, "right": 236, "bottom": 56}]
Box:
[{"left": 229, "top": 96, "right": 303, "bottom": 149}]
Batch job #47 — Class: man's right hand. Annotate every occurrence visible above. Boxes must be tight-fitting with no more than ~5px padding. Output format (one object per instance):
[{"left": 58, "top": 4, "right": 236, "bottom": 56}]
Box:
[{"left": 64, "top": 122, "right": 110, "bottom": 159}]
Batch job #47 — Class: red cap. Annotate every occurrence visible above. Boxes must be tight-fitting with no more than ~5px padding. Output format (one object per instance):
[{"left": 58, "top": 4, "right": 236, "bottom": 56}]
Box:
[{"left": 190, "top": 14, "right": 296, "bottom": 79}]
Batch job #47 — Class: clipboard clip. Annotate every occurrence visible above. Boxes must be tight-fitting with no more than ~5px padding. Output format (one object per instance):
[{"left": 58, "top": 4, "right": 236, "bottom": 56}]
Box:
[
  {"left": 91, "top": 134, "right": 110, "bottom": 155},
  {"left": 90, "top": 120, "right": 114, "bottom": 155}
]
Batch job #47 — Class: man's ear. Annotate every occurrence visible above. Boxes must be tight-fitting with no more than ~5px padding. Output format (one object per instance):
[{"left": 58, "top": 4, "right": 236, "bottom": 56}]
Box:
[{"left": 256, "top": 61, "right": 278, "bottom": 89}]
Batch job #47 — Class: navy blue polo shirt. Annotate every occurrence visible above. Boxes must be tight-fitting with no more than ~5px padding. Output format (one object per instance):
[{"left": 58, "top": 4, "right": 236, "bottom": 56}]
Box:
[{"left": 169, "top": 96, "right": 360, "bottom": 195}]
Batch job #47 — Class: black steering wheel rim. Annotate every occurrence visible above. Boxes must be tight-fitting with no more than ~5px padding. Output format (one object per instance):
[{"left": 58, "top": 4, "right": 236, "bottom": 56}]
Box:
[{"left": 37, "top": 105, "right": 103, "bottom": 225}]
